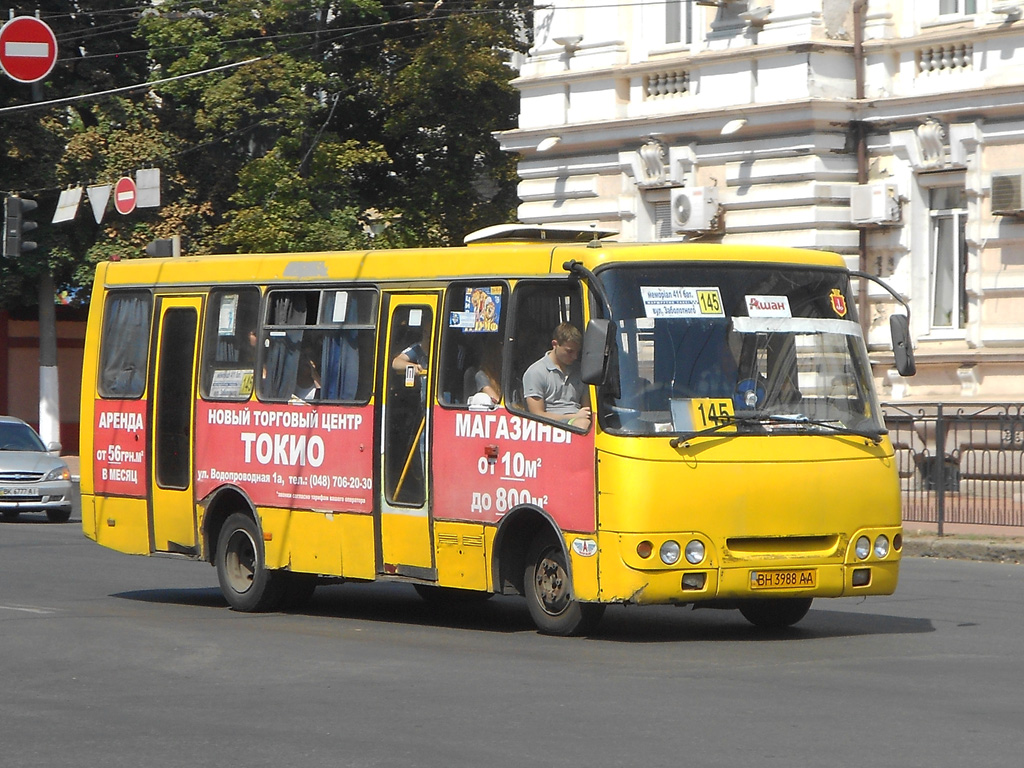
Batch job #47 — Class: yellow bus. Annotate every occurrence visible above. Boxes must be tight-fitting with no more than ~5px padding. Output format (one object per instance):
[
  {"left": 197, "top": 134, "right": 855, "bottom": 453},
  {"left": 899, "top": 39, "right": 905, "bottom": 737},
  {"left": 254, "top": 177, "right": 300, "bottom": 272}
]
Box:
[{"left": 80, "top": 227, "right": 915, "bottom": 635}]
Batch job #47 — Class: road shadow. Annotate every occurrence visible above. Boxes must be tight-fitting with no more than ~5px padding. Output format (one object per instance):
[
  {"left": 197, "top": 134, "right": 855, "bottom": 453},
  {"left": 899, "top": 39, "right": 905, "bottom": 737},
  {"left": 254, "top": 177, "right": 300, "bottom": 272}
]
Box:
[
  {"left": 114, "top": 581, "right": 934, "bottom": 641},
  {"left": 116, "top": 587, "right": 230, "bottom": 609},
  {"left": 0, "top": 514, "right": 80, "bottom": 525},
  {"left": 115, "top": 582, "right": 537, "bottom": 633},
  {"left": 588, "top": 604, "right": 935, "bottom": 643}
]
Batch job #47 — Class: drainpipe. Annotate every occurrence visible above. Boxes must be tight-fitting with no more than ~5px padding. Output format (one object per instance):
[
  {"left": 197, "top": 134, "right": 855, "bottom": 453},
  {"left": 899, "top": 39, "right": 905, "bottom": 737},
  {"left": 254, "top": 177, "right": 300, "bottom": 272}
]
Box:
[{"left": 853, "top": 0, "right": 870, "bottom": 336}]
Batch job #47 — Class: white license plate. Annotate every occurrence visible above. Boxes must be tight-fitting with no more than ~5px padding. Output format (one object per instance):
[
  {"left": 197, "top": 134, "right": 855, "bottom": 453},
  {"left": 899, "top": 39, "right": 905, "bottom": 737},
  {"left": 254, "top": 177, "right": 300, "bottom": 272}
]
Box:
[{"left": 0, "top": 487, "right": 35, "bottom": 497}]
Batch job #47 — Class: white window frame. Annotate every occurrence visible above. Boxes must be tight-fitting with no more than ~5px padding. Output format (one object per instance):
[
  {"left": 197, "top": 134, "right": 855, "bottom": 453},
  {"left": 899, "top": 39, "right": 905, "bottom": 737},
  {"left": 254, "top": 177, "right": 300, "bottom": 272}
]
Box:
[
  {"left": 665, "top": 0, "right": 694, "bottom": 46},
  {"left": 933, "top": 0, "right": 977, "bottom": 20},
  {"left": 648, "top": 0, "right": 698, "bottom": 53},
  {"left": 927, "top": 185, "right": 968, "bottom": 334}
]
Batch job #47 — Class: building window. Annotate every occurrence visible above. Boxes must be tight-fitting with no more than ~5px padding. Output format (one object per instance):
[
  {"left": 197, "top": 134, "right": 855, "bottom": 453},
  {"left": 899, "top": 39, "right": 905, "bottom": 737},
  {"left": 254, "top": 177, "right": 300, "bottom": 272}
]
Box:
[
  {"left": 665, "top": 0, "right": 693, "bottom": 45},
  {"left": 929, "top": 186, "right": 967, "bottom": 330},
  {"left": 937, "top": 0, "right": 976, "bottom": 15}
]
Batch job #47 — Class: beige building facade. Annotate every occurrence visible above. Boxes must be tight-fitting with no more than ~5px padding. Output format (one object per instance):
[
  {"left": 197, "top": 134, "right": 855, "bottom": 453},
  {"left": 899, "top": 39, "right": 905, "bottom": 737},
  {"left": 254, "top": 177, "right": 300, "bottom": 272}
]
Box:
[{"left": 497, "top": 0, "right": 1024, "bottom": 402}]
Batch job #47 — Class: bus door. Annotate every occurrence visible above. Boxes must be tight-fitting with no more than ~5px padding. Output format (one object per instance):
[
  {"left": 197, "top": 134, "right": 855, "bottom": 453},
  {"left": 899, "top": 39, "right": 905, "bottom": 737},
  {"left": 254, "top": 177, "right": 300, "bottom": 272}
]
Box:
[
  {"left": 379, "top": 295, "right": 439, "bottom": 578},
  {"left": 148, "top": 295, "right": 202, "bottom": 555}
]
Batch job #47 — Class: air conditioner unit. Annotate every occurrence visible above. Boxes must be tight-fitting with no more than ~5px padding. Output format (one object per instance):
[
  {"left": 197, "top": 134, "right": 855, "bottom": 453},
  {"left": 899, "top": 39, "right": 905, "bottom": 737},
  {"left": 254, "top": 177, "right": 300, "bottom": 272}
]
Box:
[
  {"left": 671, "top": 187, "right": 720, "bottom": 233},
  {"left": 850, "top": 182, "right": 901, "bottom": 226},
  {"left": 991, "top": 172, "right": 1024, "bottom": 216}
]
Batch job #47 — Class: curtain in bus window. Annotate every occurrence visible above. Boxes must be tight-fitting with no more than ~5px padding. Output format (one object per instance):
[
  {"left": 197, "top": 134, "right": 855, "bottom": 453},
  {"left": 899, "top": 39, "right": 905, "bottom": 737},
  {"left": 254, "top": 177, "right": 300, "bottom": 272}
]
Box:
[
  {"left": 263, "top": 295, "right": 305, "bottom": 399},
  {"left": 217, "top": 337, "right": 240, "bottom": 362},
  {"left": 100, "top": 294, "right": 151, "bottom": 397},
  {"left": 321, "top": 330, "right": 360, "bottom": 401}
]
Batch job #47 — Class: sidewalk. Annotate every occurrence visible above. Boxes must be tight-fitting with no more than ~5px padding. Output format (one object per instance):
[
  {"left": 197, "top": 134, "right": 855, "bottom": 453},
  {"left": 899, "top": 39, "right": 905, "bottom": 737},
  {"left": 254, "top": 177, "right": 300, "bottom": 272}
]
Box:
[{"left": 903, "top": 526, "right": 1024, "bottom": 565}]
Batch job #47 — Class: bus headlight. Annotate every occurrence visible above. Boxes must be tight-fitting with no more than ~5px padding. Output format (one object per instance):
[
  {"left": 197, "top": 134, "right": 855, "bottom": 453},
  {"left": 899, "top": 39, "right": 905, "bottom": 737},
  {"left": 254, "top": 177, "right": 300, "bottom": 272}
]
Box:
[
  {"left": 660, "top": 540, "right": 681, "bottom": 565},
  {"left": 685, "top": 540, "right": 705, "bottom": 565},
  {"left": 874, "top": 535, "right": 890, "bottom": 559},
  {"left": 855, "top": 536, "right": 871, "bottom": 560}
]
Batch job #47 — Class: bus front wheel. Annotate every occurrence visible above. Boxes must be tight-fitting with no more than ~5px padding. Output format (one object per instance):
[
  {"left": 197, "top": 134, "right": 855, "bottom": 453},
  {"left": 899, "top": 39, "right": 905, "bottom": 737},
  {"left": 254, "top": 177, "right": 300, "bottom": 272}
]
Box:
[
  {"left": 524, "top": 538, "right": 605, "bottom": 636},
  {"left": 738, "top": 597, "right": 813, "bottom": 629},
  {"left": 216, "top": 513, "right": 284, "bottom": 612}
]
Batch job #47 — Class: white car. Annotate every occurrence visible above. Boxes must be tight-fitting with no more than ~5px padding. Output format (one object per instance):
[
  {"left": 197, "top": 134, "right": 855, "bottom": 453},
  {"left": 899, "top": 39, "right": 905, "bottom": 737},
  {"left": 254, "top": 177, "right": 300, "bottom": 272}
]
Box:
[{"left": 0, "top": 416, "right": 74, "bottom": 523}]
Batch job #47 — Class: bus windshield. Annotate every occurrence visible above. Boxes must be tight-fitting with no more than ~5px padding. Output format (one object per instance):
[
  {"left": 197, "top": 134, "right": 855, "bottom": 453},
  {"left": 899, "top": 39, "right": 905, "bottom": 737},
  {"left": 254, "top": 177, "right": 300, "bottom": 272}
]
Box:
[{"left": 597, "top": 264, "right": 884, "bottom": 438}]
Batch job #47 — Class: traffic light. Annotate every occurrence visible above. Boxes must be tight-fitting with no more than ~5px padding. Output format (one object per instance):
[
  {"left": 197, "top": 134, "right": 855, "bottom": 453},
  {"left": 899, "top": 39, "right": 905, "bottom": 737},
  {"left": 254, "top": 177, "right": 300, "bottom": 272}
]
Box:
[
  {"left": 145, "top": 235, "right": 181, "bottom": 257},
  {"left": 3, "top": 194, "right": 38, "bottom": 257}
]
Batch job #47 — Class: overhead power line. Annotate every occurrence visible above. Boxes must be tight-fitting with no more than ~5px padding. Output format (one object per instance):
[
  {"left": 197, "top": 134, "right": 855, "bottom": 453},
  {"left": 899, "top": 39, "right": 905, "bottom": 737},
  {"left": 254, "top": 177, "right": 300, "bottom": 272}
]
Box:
[{"left": 0, "top": 55, "right": 264, "bottom": 116}]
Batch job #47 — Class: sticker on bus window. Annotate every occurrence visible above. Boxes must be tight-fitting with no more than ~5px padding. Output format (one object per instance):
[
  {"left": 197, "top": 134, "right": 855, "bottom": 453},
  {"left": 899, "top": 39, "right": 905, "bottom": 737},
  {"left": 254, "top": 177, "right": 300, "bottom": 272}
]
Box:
[
  {"left": 745, "top": 295, "right": 792, "bottom": 317},
  {"left": 218, "top": 294, "right": 238, "bottom": 335},
  {"left": 640, "top": 286, "right": 725, "bottom": 318},
  {"left": 830, "top": 289, "right": 848, "bottom": 317},
  {"left": 332, "top": 291, "right": 349, "bottom": 323},
  {"left": 210, "top": 369, "right": 254, "bottom": 398},
  {"left": 670, "top": 398, "right": 735, "bottom": 433},
  {"left": 450, "top": 286, "right": 502, "bottom": 332}
]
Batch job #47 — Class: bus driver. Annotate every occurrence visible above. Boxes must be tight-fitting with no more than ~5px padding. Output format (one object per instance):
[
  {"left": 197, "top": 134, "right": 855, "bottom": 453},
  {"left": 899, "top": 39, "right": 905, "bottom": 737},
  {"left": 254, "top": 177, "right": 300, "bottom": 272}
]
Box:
[{"left": 522, "top": 322, "right": 591, "bottom": 431}]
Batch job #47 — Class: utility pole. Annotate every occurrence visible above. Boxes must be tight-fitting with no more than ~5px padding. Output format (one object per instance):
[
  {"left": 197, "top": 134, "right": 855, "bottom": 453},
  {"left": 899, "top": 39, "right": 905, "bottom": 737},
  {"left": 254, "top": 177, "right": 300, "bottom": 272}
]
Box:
[
  {"left": 2, "top": 14, "right": 62, "bottom": 448},
  {"left": 38, "top": 269, "right": 60, "bottom": 447}
]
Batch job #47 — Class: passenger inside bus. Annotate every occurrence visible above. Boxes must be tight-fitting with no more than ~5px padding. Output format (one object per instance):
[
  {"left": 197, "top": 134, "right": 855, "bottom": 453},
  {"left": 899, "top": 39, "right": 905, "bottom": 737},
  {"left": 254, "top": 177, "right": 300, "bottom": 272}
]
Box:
[
  {"left": 470, "top": 341, "right": 503, "bottom": 404},
  {"left": 392, "top": 336, "right": 427, "bottom": 379},
  {"left": 293, "top": 338, "right": 322, "bottom": 401}
]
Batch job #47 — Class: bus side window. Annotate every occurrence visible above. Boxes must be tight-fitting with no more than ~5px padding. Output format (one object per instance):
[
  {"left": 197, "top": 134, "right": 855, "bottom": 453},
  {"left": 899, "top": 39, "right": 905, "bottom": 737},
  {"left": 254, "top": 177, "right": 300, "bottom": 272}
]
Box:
[
  {"left": 258, "top": 288, "right": 377, "bottom": 404},
  {"left": 508, "top": 281, "right": 584, "bottom": 411},
  {"left": 98, "top": 291, "right": 152, "bottom": 398},
  {"left": 318, "top": 289, "right": 377, "bottom": 403},
  {"left": 200, "top": 288, "right": 261, "bottom": 401},
  {"left": 438, "top": 284, "right": 507, "bottom": 406},
  {"left": 260, "top": 291, "right": 316, "bottom": 401}
]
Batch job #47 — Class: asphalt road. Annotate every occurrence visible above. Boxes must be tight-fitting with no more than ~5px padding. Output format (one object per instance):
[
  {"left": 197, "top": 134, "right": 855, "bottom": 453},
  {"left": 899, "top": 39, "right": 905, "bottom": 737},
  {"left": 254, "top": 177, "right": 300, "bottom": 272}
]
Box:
[{"left": 2, "top": 514, "right": 1023, "bottom": 768}]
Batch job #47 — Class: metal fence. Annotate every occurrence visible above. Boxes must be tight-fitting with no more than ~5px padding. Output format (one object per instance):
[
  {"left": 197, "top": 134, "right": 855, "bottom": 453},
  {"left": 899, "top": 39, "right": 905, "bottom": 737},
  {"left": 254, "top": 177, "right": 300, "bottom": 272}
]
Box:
[{"left": 882, "top": 402, "right": 1024, "bottom": 535}]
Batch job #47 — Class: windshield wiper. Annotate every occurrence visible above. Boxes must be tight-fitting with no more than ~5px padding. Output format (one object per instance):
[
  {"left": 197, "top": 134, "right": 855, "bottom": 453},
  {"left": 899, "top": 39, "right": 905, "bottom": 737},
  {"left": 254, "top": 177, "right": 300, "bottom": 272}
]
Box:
[
  {"left": 669, "top": 411, "right": 885, "bottom": 447},
  {"left": 756, "top": 413, "right": 884, "bottom": 441},
  {"left": 668, "top": 413, "right": 765, "bottom": 447},
  {"left": 737, "top": 411, "right": 885, "bottom": 442}
]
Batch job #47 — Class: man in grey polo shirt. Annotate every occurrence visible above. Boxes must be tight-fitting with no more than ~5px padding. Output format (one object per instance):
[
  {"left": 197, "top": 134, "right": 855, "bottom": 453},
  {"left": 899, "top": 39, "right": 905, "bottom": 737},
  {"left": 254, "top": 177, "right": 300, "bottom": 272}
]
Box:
[{"left": 523, "top": 322, "right": 591, "bottom": 431}]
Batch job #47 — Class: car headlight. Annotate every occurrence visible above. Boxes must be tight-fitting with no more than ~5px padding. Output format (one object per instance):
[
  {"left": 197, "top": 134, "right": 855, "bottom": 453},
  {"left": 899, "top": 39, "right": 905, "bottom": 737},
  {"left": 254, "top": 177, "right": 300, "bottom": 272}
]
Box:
[
  {"left": 855, "top": 536, "right": 871, "bottom": 560},
  {"left": 43, "top": 466, "right": 71, "bottom": 482},
  {"left": 874, "top": 535, "right": 890, "bottom": 559},
  {"left": 660, "top": 540, "right": 681, "bottom": 565},
  {"left": 685, "top": 539, "right": 705, "bottom": 565}
]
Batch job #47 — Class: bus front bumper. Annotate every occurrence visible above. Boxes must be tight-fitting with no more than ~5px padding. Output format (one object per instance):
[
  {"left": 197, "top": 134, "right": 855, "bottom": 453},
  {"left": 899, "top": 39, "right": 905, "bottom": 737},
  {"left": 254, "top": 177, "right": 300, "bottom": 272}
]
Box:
[{"left": 593, "top": 532, "right": 901, "bottom": 605}]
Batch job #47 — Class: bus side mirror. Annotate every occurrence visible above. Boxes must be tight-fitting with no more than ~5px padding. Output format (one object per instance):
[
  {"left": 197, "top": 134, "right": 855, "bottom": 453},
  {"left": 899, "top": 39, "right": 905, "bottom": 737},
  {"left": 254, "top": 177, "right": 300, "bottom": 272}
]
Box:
[
  {"left": 581, "top": 319, "right": 613, "bottom": 385},
  {"left": 890, "top": 314, "right": 916, "bottom": 377}
]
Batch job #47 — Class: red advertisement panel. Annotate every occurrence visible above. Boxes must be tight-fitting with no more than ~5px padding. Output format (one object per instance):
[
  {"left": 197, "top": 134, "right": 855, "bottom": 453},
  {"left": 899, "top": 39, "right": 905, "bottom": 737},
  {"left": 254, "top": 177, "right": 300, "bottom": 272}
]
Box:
[
  {"left": 93, "top": 399, "right": 149, "bottom": 497},
  {"left": 195, "top": 401, "right": 374, "bottom": 513},
  {"left": 432, "top": 407, "right": 596, "bottom": 532}
]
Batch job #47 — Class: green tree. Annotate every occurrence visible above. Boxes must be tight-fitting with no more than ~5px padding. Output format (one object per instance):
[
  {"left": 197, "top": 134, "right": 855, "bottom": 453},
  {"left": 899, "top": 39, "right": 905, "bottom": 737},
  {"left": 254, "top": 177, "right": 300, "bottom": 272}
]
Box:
[
  {"left": 1, "top": 0, "right": 151, "bottom": 306},
  {"left": 1, "top": 0, "right": 528, "bottom": 306}
]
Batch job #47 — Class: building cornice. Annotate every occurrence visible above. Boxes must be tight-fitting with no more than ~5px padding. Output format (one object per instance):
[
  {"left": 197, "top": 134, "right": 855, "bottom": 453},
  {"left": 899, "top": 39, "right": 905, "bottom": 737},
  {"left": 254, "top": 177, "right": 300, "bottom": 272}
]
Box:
[{"left": 511, "top": 40, "right": 856, "bottom": 87}]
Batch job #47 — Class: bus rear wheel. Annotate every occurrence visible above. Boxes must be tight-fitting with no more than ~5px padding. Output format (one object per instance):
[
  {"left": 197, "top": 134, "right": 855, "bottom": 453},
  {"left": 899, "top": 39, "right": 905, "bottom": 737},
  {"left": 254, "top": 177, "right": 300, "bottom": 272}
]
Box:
[
  {"left": 524, "top": 538, "right": 604, "bottom": 636},
  {"left": 216, "top": 513, "right": 284, "bottom": 612},
  {"left": 738, "top": 597, "right": 813, "bottom": 629}
]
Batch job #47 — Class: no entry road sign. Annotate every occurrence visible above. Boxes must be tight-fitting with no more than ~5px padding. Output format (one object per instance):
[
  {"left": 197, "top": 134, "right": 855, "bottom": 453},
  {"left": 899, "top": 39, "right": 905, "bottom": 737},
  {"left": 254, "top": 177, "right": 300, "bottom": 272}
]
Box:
[
  {"left": 114, "top": 177, "right": 138, "bottom": 215},
  {"left": 0, "top": 16, "right": 58, "bottom": 84}
]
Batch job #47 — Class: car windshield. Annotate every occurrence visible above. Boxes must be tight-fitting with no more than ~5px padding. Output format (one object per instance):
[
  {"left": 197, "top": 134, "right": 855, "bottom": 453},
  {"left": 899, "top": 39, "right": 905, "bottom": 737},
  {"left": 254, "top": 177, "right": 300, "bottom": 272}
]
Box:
[
  {"left": 0, "top": 421, "right": 47, "bottom": 452},
  {"left": 596, "top": 263, "right": 884, "bottom": 437}
]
